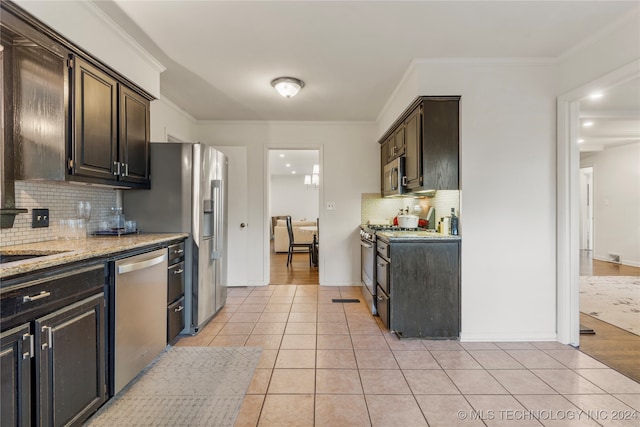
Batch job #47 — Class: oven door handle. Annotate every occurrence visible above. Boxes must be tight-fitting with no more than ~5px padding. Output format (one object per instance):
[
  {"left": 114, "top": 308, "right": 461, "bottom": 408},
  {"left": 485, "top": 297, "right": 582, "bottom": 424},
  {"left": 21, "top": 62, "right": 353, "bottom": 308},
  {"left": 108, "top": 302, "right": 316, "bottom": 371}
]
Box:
[{"left": 360, "top": 241, "right": 373, "bottom": 249}]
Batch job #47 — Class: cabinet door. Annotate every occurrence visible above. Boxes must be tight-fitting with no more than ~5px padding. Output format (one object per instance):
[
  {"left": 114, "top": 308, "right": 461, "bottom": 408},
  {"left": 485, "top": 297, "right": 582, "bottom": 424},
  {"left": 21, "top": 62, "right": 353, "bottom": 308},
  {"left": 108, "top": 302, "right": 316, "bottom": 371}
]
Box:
[
  {"left": 404, "top": 106, "right": 421, "bottom": 189},
  {"left": 36, "top": 293, "right": 106, "bottom": 427},
  {"left": 422, "top": 99, "right": 459, "bottom": 190},
  {"left": 72, "top": 56, "right": 118, "bottom": 180},
  {"left": 0, "top": 324, "right": 32, "bottom": 427},
  {"left": 119, "top": 86, "right": 150, "bottom": 186},
  {"left": 394, "top": 125, "right": 405, "bottom": 158}
]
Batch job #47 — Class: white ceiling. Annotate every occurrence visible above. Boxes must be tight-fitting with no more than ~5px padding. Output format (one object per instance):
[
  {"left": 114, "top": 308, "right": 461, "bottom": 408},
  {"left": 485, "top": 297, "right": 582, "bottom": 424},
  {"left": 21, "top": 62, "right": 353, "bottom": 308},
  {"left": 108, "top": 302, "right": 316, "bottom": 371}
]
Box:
[
  {"left": 95, "top": 0, "right": 639, "bottom": 122},
  {"left": 579, "top": 78, "right": 640, "bottom": 152}
]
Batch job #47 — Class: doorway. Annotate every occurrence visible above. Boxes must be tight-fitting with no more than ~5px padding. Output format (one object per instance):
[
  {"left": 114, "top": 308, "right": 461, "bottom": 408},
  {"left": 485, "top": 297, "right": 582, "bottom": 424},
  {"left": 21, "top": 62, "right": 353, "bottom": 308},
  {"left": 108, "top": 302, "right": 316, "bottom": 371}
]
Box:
[
  {"left": 557, "top": 61, "right": 640, "bottom": 346},
  {"left": 267, "top": 149, "right": 320, "bottom": 285}
]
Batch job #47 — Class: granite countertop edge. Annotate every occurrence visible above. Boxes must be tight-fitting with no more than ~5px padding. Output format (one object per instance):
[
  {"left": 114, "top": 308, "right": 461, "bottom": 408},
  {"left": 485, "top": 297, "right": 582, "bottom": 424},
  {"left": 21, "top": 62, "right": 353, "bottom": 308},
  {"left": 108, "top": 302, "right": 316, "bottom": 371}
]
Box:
[
  {"left": 0, "top": 233, "right": 189, "bottom": 279},
  {"left": 376, "top": 231, "right": 462, "bottom": 242}
]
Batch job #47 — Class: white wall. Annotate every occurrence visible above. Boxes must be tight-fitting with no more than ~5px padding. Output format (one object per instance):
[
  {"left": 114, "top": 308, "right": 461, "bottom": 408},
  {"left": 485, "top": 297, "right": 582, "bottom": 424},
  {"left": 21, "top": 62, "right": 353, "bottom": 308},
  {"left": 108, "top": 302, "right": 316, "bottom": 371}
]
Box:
[
  {"left": 196, "top": 121, "right": 378, "bottom": 286},
  {"left": 379, "top": 60, "right": 559, "bottom": 341},
  {"left": 270, "top": 175, "right": 319, "bottom": 221},
  {"left": 15, "top": 0, "right": 163, "bottom": 98},
  {"left": 150, "top": 96, "right": 199, "bottom": 142},
  {"left": 581, "top": 143, "right": 640, "bottom": 267}
]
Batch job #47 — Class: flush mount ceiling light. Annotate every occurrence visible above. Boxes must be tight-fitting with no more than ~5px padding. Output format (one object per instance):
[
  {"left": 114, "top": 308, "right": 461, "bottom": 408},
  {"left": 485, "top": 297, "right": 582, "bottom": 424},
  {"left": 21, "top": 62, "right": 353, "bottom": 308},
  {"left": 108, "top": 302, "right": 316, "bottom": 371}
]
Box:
[
  {"left": 582, "top": 121, "right": 594, "bottom": 127},
  {"left": 271, "top": 77, "right": 305, "bottom": 98}
]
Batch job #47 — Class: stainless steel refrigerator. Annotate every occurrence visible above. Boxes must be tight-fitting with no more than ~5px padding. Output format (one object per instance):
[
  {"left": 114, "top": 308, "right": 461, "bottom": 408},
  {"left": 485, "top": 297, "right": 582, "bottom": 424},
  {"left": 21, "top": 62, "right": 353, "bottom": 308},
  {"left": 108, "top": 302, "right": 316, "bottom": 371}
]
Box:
[{"left": 123, "top": 142, "right": 228, "bottom": 334}]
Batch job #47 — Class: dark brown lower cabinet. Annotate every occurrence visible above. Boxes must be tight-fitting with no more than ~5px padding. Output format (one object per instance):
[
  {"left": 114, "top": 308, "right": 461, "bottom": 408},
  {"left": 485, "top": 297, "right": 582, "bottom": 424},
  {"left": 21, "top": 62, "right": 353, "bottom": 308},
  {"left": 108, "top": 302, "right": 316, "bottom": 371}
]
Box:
[
  {"left": 1, "top": 324, "right": 32, "bottom": 426},
  {"left": 36, "top": 293, "right": 105, "bottom": 427},
  {"left": 0, "top": 263, "right": 106, "bottom": 427},
  {"left": 167, "top": 241, "right": 186, "bottom": 343},
  {"left": 380, "top": 238, "right": 461, "bottom": 339}
]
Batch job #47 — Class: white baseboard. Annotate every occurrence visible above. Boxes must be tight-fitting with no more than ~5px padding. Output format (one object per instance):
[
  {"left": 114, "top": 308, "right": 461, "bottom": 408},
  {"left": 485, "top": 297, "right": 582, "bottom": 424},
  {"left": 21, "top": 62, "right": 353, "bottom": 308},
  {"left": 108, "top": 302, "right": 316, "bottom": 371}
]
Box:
[{"left": 460, "top": 331, "right": 558, "bottom": 342}]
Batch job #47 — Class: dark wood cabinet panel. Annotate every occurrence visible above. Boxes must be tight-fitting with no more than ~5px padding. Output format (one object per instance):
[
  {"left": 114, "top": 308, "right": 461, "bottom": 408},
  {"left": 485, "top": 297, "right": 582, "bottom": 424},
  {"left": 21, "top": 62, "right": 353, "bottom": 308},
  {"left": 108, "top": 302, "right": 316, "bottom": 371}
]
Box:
[
  {"left": 383, "top": 239, "right": 460, "bottom": 339},
  {"left": 71, "top": 55, "right": 151, "bottom": 189},
  {"left": 0, "top": 324, "right": 32, "bottom": 427},
  {"left": 119, "top": 86, "right": 150, "bottom": 186},
  {"left": 36, "top": 293, "right": 106, "bottom": 427},
  {"left": 422, "top": 99, "right": 459, "bottom": 191},
  {"left": 72, "top": 56, "right": 118, "bottom": 181},
  {"left": 403, "top": 106, "right": 421, "bottom": 189},
  {"left": 378, "top": 96, "right": 459, "bottom": 195}
]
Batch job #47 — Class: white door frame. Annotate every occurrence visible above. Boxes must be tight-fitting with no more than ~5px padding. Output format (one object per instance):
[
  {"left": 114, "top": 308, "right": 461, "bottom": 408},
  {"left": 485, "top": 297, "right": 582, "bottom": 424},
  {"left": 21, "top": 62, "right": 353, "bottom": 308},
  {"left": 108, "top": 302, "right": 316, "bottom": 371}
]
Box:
[
  {"left": 263, "top": 145, "right": 324, "bottom": 285},
  {"left": 556, "top": 60, "right": 640, "bottom": 345}
]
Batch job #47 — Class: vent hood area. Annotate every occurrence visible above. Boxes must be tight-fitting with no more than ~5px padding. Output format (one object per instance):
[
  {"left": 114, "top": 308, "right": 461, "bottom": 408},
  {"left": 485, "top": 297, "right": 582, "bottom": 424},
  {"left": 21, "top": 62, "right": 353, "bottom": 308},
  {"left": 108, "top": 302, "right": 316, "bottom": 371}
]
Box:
[{"left": 1, "top": 3, "right": 68, "bottom": 228}]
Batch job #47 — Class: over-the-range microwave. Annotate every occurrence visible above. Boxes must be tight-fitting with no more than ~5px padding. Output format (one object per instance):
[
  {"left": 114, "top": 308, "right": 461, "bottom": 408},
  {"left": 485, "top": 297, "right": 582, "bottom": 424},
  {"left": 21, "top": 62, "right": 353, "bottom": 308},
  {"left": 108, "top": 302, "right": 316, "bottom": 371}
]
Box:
[{"left": 382, "top": 157, "right": 405, "bottom": 197}]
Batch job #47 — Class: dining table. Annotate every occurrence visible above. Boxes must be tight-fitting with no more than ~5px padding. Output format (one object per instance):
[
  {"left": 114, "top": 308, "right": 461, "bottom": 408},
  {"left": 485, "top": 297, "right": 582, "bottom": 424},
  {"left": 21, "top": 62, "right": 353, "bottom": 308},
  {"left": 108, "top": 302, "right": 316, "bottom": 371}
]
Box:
[{"left": 299, "top": 226, "right": 318, "bottom": 267}]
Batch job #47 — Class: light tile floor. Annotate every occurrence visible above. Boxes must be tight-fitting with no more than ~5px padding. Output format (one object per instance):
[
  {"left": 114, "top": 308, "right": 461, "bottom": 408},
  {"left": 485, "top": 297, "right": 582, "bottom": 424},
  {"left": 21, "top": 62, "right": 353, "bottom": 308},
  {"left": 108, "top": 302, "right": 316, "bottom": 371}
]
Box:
[{"left": 175, "top": 285, "right": 640, "bottom": 426}]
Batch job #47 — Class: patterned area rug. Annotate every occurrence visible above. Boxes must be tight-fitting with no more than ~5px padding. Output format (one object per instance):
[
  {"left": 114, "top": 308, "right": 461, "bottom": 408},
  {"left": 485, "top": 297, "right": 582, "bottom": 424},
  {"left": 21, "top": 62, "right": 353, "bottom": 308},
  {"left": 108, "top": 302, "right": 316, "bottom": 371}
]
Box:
[
  {"left": 86, "top": 346, "right": 262, "bottom": 427},
  {"left": 580, "top": 276, "right": 640, "bottom": 335}
]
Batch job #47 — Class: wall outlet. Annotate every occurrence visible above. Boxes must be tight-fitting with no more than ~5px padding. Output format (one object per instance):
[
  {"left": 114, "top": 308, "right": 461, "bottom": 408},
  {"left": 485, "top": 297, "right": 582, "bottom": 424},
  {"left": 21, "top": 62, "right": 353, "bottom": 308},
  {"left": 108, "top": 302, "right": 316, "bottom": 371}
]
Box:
[
  {"left": 32, "top": 209, "right": 49, "bottom": 228},
  {"left": 327, "top": 202, "right": 336, "bottom": 211}
]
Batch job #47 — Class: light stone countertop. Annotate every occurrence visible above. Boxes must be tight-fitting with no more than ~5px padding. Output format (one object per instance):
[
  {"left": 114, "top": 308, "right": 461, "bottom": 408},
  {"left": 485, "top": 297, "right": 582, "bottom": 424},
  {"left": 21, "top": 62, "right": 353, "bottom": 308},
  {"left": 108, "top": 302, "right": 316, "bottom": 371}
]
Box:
[
  {"left": 0, "top": 233, "right": 189, "bottom": 279},
  {"left": 376, "top": 230, "right": 462, "bottom": 242}
]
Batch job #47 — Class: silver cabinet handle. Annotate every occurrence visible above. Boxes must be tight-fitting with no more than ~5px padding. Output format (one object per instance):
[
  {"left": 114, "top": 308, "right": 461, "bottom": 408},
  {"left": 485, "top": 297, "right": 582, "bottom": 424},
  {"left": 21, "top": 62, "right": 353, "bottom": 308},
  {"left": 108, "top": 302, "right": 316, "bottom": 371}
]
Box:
[
  {"left": 114, "top": 161, "right": 121, "bottom": 176},
  {"left": 41, "top": 326, "right": 53, "bottom": 349},
  {"left": 378, "top": 296, "right": 384, "bottom": 301},
  {"left": 377, "top": 263, "right": 386, "bottom": 267},
  {"left": 118, "top": 253, "right": 167, "bottom": 274},
  {"left": 22, "top": 333, "right": 34, "bottom": 360},
  {"left": 360, "top": 241, "right": 372, "bottom": 249},
  {"left": 402, "top": 175, "right": 408, "bottom": 186},
  {"left": 173, "top": 248, "right": 184, "bottom": 254},
  {"left": 173, "top": 269, "right": 184, "bottom": 275},
  {"left": 123, "top": 163, "right": 129, "bottom": 177},
  {"left": 174, "top": 305, "right": 184, "bottom": 312},
  {"left": 23, "top": 291, "right": 51, "bottom": 303}
]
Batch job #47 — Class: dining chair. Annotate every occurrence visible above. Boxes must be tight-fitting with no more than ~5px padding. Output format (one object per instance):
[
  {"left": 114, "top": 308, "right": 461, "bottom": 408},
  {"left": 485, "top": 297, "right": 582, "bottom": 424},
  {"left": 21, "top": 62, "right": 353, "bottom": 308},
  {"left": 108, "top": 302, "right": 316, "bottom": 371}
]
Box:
[{"left": 286, "top": 216, "right": 313, "bottom": 267}]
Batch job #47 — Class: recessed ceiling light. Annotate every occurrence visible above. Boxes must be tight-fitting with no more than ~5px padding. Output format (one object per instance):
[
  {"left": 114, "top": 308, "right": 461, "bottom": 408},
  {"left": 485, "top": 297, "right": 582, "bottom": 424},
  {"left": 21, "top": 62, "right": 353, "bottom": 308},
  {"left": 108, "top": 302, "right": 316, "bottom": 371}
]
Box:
[
  {"left": 279, "top": 154, "right": 285, "bottom": 158},
  {"left": 582, "top": 121, "right": 594, "bottom": 127},
  {"left": 292, "top": 171, "right": 296, "bottom": 174},
  {"left": 589, "top": 92, "right": 603, "bottom": 100},
  {"left": 285, "top": 163, "right": 291, "bottom": 167},
  {"left": 578, "top": 139, "right": 585, "bottom": 144}
]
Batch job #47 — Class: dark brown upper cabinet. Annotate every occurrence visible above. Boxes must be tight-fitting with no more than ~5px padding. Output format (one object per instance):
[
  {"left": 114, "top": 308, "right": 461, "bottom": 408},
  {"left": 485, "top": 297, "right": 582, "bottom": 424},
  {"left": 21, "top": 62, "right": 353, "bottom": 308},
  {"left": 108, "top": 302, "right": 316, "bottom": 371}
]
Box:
[
  {"left": 379, "top": 96, "right": 459, "bottom": 195},
  {"left": 118, "top": 86, "right": 150, "bottom": 186},
  {"left": 71, "top": 56, "right": 150, "bottom": 188},
  {"left": 72, "top": 57, "right": 118, "bottom": 181}
]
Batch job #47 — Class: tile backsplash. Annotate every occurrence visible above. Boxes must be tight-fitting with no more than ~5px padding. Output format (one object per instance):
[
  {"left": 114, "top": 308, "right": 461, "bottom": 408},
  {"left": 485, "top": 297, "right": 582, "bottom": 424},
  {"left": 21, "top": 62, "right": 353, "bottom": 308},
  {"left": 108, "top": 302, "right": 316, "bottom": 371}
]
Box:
[
  {"left": 1, "top": 181, "right": 117, "bottom": 247},
  {"left": 361, "top": 190, "right": 460, "bottom": 230}
]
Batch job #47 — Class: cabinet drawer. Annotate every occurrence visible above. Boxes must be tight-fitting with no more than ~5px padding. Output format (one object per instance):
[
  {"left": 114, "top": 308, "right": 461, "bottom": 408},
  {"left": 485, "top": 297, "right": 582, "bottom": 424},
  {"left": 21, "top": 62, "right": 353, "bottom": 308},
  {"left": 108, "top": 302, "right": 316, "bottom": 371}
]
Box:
[
  {"left": 167, "top": 261, "right": 185, "bottom": 304},
  {"left": 167, "top": 297, "right": 185, "bottom": 343},
  {"left": 376, "top": 255, "right": 389, "bottom": 295},
  {"left": 1, "top": 264, "right": 104, "bottom": 332},
  {"left": 376, "top": 286, "right": 389, "bottom": 330},
  {"left": 168, "top": 242, "right": 185, "bottom": 265}
]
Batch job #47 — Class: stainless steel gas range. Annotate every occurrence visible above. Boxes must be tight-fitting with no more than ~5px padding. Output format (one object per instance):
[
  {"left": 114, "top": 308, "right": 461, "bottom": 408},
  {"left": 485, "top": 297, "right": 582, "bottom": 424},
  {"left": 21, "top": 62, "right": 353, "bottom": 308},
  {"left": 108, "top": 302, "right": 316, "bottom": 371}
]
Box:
[{"left": 360, "top": 224, "right": 425, "bottom": 315}]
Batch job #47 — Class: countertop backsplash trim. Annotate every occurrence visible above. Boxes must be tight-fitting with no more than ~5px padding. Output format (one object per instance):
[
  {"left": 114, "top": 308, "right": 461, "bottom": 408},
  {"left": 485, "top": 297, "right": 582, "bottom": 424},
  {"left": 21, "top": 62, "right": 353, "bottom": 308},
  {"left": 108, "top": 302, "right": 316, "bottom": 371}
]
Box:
[{"left": 0, "top": 181, "right": 117, "bottom": 247}]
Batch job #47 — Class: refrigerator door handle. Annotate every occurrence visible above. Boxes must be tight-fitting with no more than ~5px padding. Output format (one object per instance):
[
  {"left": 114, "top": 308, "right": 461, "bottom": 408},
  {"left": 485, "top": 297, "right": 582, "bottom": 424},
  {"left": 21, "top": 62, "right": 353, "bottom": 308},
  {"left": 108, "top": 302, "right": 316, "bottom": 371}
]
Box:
[{"left": 211, "top": 179, "right": 222, "bottom": 260}]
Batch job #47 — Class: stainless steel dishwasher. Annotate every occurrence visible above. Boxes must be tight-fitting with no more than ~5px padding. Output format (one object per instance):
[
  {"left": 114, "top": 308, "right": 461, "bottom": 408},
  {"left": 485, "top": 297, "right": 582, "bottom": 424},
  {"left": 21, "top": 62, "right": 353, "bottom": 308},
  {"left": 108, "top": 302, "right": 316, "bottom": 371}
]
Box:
[{"left": 114, "top": 248, "right": 168, "bottom": 394}]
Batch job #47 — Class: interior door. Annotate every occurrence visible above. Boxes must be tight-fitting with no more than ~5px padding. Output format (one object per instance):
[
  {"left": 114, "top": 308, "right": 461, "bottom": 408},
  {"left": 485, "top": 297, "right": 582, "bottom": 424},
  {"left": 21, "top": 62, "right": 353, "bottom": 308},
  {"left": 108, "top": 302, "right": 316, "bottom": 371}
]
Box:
[{"left": 215, "top": 146, "right": 248, "bottom": 286}]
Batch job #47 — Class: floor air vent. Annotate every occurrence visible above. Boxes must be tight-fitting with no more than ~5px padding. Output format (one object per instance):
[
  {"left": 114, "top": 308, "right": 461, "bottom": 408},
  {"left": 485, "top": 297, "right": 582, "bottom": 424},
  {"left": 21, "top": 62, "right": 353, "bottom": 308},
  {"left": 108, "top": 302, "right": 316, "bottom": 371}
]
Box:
[{"left": 332, "top": 298, "right": 360, "bottom": 303}]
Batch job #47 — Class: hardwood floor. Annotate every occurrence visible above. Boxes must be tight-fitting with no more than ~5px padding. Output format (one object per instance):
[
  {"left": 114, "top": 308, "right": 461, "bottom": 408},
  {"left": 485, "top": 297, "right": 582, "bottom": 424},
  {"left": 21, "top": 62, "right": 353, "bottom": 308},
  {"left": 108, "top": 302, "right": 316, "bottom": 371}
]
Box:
[
  {"left": 579, "top": 250, "right": 640, "bottom": 382},
  {"left": 269, "top": 245, "right": 318, "bottom": 285}
]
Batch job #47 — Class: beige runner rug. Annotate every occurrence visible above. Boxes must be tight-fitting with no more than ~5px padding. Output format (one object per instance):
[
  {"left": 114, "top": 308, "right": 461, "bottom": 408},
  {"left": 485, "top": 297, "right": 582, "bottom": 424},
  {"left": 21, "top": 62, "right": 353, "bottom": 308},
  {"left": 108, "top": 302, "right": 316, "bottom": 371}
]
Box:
[{"left": 85, "top": 346, "right": 262, "bottom": 426}]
